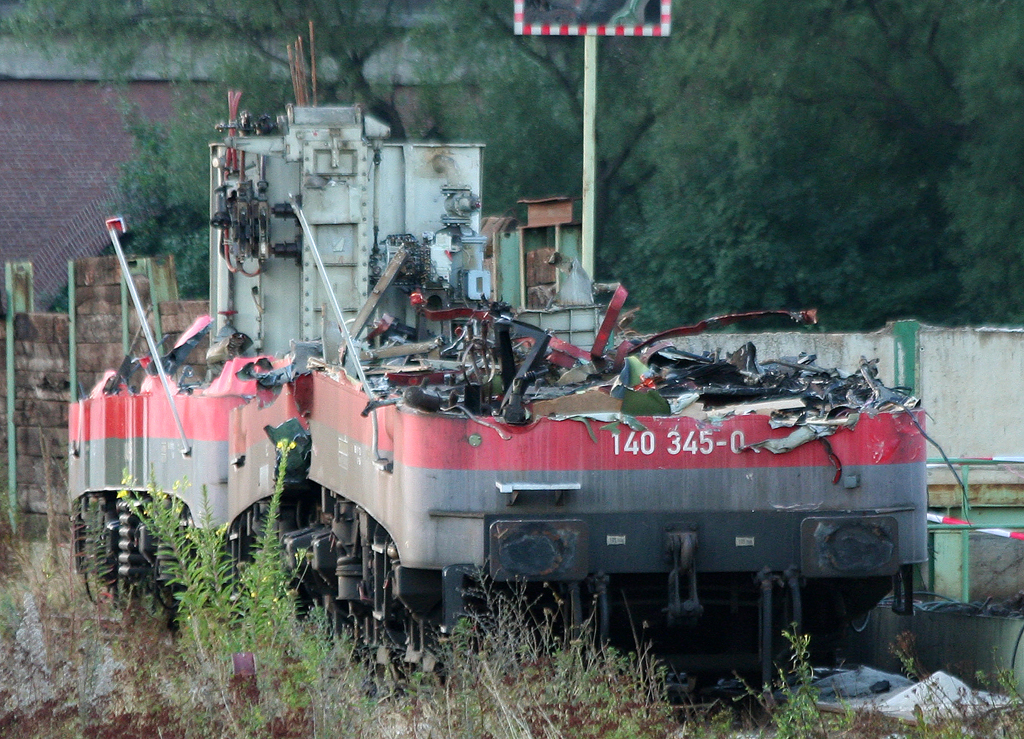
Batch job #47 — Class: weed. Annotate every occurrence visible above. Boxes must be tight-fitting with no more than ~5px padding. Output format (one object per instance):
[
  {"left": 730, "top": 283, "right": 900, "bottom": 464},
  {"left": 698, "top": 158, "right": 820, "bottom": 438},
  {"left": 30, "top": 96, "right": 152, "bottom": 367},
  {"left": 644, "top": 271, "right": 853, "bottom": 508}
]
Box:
[
  {"left": 764, "top": 628, "right": 830, "bottom": 739},
  {"left": 0, "top": 470, "right": 18, "bottom": 581},
  {"left": 893, "top": 630, "right": 926, "bottom": 681}
]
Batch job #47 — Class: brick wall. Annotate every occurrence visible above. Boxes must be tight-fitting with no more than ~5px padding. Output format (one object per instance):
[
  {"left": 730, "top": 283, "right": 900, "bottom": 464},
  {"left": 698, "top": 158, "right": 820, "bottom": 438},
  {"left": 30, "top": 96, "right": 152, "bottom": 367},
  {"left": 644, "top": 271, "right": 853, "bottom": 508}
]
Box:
[{"left": 0, "top": 80, "right": 177, "bottom": 307}]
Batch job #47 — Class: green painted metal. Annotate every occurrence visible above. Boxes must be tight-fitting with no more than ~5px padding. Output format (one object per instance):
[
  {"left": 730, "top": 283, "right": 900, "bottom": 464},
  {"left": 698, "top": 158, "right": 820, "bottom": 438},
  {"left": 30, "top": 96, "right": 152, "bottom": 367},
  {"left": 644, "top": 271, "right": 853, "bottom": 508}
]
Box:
[
  {"left": 118, "top": 256, "right": 179, "bottom": 354},
  {"left": 925, "top": 457, "right": 1024, "bottom": 601},
  {"left": 892, "top": 319, "right": 919, "bottom": 394},
  {"left": 5, "top": 262, "right": 33, "bottom": 530},
  {"left": 961, "top": 529, "right": 970, "bottom": 603},
  {"left": 5, "top": 274, "right": 12, "bottom": 530},
  {"left": 521, "top": 226, "right": 556, "bottom": 253},
  {"left": 120, "top": 276, "right": 130, "bottom": 355},
  {"left": 143, "top": 255, "right": 178, "bottom": 341},
  {"left": 556, "top": 224, "right": 583, "bottom": 266},
  {"left": 495, "top": 232, "right": 521, "bottom": 307}
]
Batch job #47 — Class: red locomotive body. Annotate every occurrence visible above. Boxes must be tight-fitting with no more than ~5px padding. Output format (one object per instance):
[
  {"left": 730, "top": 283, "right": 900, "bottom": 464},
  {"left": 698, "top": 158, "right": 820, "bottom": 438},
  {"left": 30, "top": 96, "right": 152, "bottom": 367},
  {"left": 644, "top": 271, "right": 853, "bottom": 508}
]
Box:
[{"left": 69, "top": 105, "right": 926, "bottom": 682}]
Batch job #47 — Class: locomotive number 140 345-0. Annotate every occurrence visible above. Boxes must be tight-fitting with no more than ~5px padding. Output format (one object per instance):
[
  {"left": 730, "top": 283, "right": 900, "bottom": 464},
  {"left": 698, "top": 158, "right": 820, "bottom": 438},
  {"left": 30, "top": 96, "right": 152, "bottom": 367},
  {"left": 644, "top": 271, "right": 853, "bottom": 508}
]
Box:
[{"left": 610, "top": 427, "right": 747, "bottom": 456}]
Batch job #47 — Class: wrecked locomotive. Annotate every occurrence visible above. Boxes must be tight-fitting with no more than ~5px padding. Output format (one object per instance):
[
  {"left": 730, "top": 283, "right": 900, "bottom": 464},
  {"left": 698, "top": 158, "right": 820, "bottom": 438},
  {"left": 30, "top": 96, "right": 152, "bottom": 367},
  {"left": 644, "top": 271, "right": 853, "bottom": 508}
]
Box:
[{"left": 68, "top": 105, "right": 926, "bottom": 682}]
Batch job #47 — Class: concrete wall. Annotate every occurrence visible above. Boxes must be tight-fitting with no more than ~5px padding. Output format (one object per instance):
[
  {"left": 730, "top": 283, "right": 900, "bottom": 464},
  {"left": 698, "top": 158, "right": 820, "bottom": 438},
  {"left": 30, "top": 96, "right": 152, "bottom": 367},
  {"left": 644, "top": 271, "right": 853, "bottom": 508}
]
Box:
[
  {"left": 844, "top": 606, "right": 1024, "bottom": 691},
  {"left": 919, "top": 326, "right": 1024, "bottom": 460},
  {"left": 675, "top": 321, "right": 1024, "bottom": 468}
]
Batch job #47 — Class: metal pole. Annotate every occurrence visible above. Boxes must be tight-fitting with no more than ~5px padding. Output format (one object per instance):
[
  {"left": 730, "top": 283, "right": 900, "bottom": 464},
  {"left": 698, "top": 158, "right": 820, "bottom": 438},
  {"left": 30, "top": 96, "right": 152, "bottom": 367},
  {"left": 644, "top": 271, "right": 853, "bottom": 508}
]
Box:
[
  {"left": 107, "top": 226, "right": 191, "bottom": 457},
  {"left": 961, "top": 529, "right": 971, "bottom": 603},
  {"left": 290, "top": 196, "right": 373, "bottom": 395},
  {"left": 758, "top": 569, "right": 774, "bottom": 691},
  {"left": 5, "top": 269, "right": 15, "bottom": 532},
  {"left": 120, "top": 270, "right": 130, "bottom": 356},
  {"left": 581, "top": 34, "right": 597, "bottom": 279}
]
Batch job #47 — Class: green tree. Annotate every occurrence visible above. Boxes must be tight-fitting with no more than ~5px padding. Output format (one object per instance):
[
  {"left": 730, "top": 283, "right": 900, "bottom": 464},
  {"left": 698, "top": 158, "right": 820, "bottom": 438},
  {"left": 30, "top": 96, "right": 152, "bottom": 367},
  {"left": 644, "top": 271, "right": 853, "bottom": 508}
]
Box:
[
  {"left": 417, "top": 0, "right": 669, "bottom": 267},
  {"left": 940, "top": 1, "right": 1024, "bottom": 323},
  {"left": 605, "top": 0, "right": 970, "bottom": 329},
  {"left": 11, "top": 0, "right": 1024, "bottom": 328},
  {"left": 5, "top": 0, "right": 414, "bottom": 132},
  {"left": 115, "top": 93, "right": 217, "bottom": 298}
]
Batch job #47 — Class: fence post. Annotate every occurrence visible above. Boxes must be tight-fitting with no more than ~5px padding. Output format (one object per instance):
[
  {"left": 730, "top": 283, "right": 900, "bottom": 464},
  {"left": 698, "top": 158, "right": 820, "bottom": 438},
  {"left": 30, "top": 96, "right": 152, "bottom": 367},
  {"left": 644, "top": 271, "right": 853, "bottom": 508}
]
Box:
[{"left": 5, "top": 261, "right": 34, "bottom": 530}]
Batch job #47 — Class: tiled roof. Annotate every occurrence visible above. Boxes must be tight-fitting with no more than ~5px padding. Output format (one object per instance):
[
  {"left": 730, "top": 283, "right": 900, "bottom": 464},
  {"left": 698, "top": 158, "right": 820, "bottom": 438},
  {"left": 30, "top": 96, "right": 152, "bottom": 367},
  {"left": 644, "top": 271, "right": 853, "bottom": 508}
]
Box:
[{"left": 0, "top": 80, "right": 176, "bottom": 308}]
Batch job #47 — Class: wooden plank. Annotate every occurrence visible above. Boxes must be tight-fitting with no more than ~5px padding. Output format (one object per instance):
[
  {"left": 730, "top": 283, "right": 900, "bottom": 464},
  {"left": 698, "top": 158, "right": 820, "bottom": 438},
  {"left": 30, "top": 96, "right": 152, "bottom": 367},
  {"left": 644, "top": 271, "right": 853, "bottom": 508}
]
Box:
[
  {"left": 76, "top": 276, "right": 151, "bottom": 313},
  {"left": 75, "top": 342, "right": 128, "bottom": 372},
  {"left": 14, "top": 341, "right": 68, "bottom": 360},
  {"left": 350, "top": 247, "right": 408, "bottom": 341},
  {"left": 76, "top": 283, "right": 122, "bottom": 307},
  {"left": 155, "top": 311, "right": 209, "bottom": 333},
  {"left": 16, "top": 426, "right": 69, "bottom": 457},
  {"left": 14, "top": 398, "right": 68, "bottom": 428},
  {"left": 158, "top": 298, "right": 210, "bottom": 317},
  {"left": 76, "top": 313, "right": 122, "bottom": 340},
  {"left": 13, "top": 313, "right": 69, "bottom": 344},
  {"left": 75, "top": 256, "right": 123, "bottom": 287},
  {"left": 14, "top": 370, "right": 71, "bottom": 401},
  {"left": 14, "top": 354, "right": 69, "bottom": 373},
  {"left": 525, "top": 247, "right": 557, "bottom": 288}
]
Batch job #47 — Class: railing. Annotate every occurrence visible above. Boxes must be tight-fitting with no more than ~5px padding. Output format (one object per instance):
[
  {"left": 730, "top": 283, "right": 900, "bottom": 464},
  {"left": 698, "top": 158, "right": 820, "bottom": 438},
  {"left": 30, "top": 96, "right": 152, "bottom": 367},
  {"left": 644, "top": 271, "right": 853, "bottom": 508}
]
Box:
[{"left": 926, "top": 457, "right": 1024, "bottom": 602}]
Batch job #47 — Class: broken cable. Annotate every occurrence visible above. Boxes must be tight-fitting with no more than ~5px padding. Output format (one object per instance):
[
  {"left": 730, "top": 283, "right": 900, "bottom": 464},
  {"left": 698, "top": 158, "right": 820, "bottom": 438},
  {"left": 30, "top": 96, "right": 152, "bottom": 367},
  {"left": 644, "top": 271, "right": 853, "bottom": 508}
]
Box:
[{"left": 899, "top": 404, "right": 967, "bottom": 513}]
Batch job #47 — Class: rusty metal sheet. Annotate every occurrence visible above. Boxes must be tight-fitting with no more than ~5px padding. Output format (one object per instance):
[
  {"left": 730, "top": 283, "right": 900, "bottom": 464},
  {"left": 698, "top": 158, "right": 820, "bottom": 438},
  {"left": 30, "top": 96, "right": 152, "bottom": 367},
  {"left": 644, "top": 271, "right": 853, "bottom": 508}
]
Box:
[{"left": 525, "top": 247, "right": 557, "bottom": 288}]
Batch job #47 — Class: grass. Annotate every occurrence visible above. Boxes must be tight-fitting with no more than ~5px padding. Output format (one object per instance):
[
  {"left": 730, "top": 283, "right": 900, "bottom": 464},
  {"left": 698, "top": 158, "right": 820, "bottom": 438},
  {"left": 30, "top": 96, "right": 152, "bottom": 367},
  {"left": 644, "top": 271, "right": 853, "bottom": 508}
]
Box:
[{"left": 2, "top": 462, "right": 1024, "bottom": 737}]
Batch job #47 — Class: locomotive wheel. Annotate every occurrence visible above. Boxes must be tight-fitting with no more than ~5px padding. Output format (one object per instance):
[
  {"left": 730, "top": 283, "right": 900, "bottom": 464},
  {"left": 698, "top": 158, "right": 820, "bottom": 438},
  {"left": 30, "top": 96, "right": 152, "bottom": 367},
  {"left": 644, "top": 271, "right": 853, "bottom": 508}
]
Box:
[{"left": 74, "top": 495, "right": 118, "bottom": 603}]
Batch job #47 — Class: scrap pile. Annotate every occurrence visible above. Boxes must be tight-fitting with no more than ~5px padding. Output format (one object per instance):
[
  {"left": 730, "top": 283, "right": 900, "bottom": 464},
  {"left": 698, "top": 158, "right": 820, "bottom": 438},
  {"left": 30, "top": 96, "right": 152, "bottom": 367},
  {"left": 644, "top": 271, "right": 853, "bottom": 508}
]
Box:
[
  {"left": 814, "top": 666, "right": 1009, "bottom": 724},
  {"left": 302, "top": 293, "right": 921, "bottom": 449}
]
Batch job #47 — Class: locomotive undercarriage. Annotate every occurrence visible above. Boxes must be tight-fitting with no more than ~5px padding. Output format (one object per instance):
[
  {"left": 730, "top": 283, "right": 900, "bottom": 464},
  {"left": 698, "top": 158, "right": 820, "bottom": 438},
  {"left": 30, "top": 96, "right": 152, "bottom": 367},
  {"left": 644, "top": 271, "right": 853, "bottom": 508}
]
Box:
[
  {"left": 72, "top": 477, "right": 903, "bottom": 688},
  {"left": 73, "top": 492, "right": 177, "bottom": 612},
  {"left": 263, "top": 487, "right": 897, "bottom": 683}
]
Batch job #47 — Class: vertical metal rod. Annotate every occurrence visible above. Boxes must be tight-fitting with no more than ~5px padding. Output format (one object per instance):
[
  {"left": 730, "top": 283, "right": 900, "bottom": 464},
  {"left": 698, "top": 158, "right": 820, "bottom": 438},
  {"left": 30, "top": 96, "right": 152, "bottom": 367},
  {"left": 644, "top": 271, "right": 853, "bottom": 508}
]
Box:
[
  {"left": 759, "top": 569, "right": 774, "bottom": 691},
  {"left": 961, "top": 529, "right": 971, "bottom": 603},
  {"left": 581, "top": 34, "right": 597, "bottom": 279},
  {"left": 290, "top": 196, "right": 372, "bottom": 395},
  {"left": 5, "top": 268, "right": 15, "bottom": 531},
  {"left": 962, "top": 464, "right": 971, "bottom": 519},
  {"left": 785, "top": 568, "right": 802, "bottom": 633},
  {"left": 595, "top": 573, "right": 610, "bottom": 645},
  {"left": 107, "top": 227, "right": 191, "bottom": 457},
  {"left": 927, "top": 530, "right": 936, "bottom": 593},
  {"left": 568, "top": 580, "right": 582, "bottom": 633},
  {"left": 902, "top": 564, "right": 915, "bottom": 614},
  {"left": 146, "top": 260, "right": 163, "bottom": 341},
  {"left": 68, "top": 260, "right": 78, "bottom": 404},
  {"left": 120, "top": 270, "right": 130, "bottom": 356},
  {"left": 960, "top": 464, "right": 970, "bottom": 602}
]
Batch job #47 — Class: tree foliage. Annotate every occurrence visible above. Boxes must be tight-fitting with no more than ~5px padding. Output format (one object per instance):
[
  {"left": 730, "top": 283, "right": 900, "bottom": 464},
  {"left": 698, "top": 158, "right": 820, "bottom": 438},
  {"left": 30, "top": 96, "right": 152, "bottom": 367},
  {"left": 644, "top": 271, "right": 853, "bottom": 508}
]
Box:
[{"left": 8, "top": 0, "right": 1024, "bottom": 327}]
